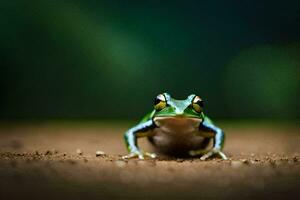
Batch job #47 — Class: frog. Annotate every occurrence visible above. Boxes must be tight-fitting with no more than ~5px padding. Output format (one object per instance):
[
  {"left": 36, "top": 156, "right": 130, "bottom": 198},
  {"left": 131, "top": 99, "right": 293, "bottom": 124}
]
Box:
[{"left": 122, "top": 93, "right": 227, "bottom": 160}]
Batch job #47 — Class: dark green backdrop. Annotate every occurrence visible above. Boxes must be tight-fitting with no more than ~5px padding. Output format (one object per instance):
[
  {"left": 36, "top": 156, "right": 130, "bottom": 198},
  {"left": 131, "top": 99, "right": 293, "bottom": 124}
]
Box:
[{"left": 1, "top": 1, "right": 299, "bottom": 119}]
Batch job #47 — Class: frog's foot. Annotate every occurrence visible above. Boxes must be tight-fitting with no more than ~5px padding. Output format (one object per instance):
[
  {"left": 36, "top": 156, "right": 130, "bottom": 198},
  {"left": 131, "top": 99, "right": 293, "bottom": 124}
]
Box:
[
  {"left": 199, "top": 148, "right": 228, "bottom": 160},
  {"left": 122, "top": 151, "right": 157, "bottom": 160}
]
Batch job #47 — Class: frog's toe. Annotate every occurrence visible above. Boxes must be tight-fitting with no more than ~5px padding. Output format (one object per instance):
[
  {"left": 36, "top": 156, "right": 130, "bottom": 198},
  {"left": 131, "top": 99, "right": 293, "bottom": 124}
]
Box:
[
  {"left": 138, "top": 154, "right": 145, "bottom": 159},
  {"left": 122, "top": 151, "right": 156, "bottom": 160},
  {"left": 218, "top": 151, "right": 228, "bottom": 160},
  {"left": 144, "top": 152, "right": 157, "bottom": 158},
  {"left": 200, "top": 149, "right": 228, "bottom": 160},
  {"left": 200, "top": 151, "right": 215, "bottom": 160},
  {"left": 122, "top": 152, "right": 139, "bottom": 159}
]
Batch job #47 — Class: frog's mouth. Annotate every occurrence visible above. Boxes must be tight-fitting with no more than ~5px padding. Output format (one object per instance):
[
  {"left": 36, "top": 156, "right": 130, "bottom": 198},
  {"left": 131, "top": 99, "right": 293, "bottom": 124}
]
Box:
[{"left": 153, "top": 116, "right": 202, "bottom": 133}]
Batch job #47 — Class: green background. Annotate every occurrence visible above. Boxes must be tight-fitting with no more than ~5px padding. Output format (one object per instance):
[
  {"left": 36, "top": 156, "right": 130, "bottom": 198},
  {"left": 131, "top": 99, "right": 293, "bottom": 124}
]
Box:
[{"left": 1, "top": 1, "right": 299, "bottom": 119}]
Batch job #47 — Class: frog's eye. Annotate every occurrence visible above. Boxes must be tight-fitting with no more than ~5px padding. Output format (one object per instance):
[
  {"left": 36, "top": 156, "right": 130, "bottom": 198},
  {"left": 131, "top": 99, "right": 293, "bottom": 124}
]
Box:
[
  {"left": 192, "top": 96, "right": 204, "bottom": 113},
  {"left": 154, "top": 94, "right": 167, "bottom": 110}
]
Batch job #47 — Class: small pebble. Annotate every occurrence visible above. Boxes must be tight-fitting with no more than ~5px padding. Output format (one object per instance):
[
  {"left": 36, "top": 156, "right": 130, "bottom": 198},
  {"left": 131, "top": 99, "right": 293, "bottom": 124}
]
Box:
[
  {"left": 76, "top": 149, "right": 83, "bottom": 155},
  {"left": 96, "top": 151, "right": 105, "bottom": 157},
  {"left": 250, "top": 160, "right": 256, "bottom": 164},
  {"left": 35, "top": 150, "right": 40, "bottom": 156},
  {"left": 293, "top": 156, "right": 298, "bottom": 162},
  {"left": 44, "top": 150, "right": 52, "bottom": 155},
  {"left": 240, "top": 159, "right": 249, "bottom": 164}
]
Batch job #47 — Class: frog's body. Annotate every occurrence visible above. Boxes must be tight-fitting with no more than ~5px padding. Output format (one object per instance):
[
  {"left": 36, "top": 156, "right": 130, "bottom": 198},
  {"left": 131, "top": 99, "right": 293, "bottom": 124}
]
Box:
[
  {"left": 149, "top": 117, "right": 209, "bottom": 155},
  {"left": 123, "top": 93, "right": 227, "bottom": 160}
]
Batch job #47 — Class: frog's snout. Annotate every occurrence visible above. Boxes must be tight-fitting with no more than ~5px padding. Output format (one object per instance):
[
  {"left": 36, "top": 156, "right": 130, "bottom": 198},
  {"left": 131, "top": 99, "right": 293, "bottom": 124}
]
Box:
[{"left": 174, "top": 108, "right": 185, "bottom": 116}]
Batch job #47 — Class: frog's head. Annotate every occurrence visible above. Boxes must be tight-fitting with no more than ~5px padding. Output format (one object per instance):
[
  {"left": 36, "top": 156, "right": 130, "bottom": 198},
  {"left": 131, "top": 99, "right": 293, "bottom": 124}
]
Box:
[{"left": 152, "top": 93, "right": 204, "bottom": 121}]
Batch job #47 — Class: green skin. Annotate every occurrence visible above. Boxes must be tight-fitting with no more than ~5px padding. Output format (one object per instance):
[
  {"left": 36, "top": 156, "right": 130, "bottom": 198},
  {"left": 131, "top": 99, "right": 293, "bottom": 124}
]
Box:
[{"left": 123, "top": 93, "right": 227, "bottom": 160}]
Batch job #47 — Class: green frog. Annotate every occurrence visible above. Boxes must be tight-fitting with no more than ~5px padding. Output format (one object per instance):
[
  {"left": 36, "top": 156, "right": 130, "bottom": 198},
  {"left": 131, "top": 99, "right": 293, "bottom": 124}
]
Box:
[{"left": 122, "top": 93, "right": 227, "bottom": 160}]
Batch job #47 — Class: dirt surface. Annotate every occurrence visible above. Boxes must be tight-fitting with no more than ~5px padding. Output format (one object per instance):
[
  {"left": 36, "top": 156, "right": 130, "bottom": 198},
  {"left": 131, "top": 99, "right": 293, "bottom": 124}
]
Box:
[{"left": 0, "top": 122, "right": 299, "bottom": 200}]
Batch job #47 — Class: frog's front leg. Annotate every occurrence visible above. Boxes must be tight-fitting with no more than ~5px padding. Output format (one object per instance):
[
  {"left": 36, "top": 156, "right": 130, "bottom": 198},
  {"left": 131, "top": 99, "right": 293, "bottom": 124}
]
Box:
[
  {"left": 122, "top": 120, "right": 157, "bottom": 160},
  {"left": 191, "top": 118, "right": 228, "bottom": 160}
]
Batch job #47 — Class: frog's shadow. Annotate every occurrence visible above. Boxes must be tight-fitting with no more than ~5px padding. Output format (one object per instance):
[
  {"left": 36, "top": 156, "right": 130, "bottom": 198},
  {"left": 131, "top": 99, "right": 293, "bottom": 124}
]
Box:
[{"left": 147, "top": 137, "right": 213, "bottom": 159}]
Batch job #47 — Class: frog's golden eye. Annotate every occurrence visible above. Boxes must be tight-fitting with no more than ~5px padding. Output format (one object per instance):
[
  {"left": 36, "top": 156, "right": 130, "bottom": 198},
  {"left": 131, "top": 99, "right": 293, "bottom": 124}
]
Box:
[
  {"left": 154, "top": 94, "right": 167, "bottom": 110},
  {"left": 192, "top": 96, "right": 204, "bottom": 113}
]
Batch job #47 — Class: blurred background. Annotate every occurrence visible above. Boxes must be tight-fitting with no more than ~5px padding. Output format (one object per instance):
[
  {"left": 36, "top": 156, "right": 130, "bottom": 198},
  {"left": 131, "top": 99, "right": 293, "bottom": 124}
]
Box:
[{"left": 1, "top": 0, "right": 299, "bottom": 120}]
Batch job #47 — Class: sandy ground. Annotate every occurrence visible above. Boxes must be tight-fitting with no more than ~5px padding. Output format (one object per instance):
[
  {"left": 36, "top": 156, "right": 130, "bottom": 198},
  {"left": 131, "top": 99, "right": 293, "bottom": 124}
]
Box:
[{"left": 0, "top": 121, "right": 299, "bottom": 200}]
